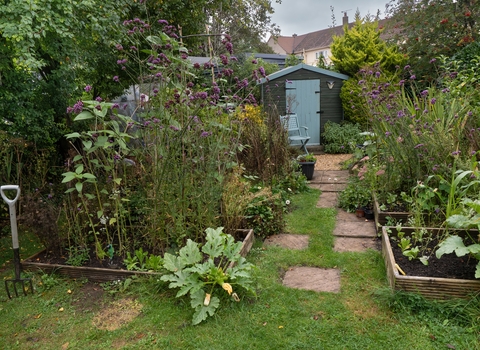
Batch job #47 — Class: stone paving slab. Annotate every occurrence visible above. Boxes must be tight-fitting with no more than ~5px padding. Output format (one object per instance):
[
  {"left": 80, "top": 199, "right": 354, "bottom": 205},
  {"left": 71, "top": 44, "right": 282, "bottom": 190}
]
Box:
[
  {"left": 316, "top": 192, "right": 338, "bottom": 208},
  {"left": 310, "top": 171, "right": 350, "bottom": 184},
  {"left": 316, "top": 183, "right": 347, "bottom": 192},
  {"left": 282, "top": 267, "right": 341, "bottom": 293},
  {"left": 333, "top": 237, "right": 381, "bottom": 252},
  {"left": 333, "top": 221, "right": 376, "bottom": 238},
  {"left": 263, "top": 234, "right": 309, "bottom": 250}
]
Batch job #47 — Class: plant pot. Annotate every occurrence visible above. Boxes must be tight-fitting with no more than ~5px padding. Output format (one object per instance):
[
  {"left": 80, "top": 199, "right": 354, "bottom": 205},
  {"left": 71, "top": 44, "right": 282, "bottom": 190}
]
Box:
[
  {"left": 381, "top": 226, "right": 480, "bottom": 299},
  {"left": 363, "top": 208, "right": 374, "bottom": 220},
  {"left": 299, "top": 161, "right": 316, "bottom": 180},
  {"left": 373, "top": 193, "right": 410, "bottom": 232},
  {"left": 22, "top": 229, "right": 254, "bottom": 283},
  {"left": 355, "top": 207, "right": 365, "bottom": 218}
]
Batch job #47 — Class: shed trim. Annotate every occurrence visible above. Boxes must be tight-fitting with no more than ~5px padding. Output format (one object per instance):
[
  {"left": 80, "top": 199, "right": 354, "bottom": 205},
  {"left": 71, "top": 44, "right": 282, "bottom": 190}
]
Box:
[{"left": 258, "top": 63, "right": 349, "bottom": 84}]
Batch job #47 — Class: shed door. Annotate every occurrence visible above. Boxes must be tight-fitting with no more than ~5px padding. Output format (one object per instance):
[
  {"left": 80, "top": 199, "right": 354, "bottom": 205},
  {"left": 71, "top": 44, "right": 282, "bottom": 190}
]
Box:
[{"left": 285, "top": 79, "right": 321, "bottom": 145}]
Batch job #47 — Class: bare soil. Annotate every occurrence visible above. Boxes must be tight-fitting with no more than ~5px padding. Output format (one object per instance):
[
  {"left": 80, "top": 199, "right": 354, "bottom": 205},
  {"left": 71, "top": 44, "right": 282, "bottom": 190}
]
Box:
[{"left": 390, "top": 237, "right": 478, "bottom": 280}]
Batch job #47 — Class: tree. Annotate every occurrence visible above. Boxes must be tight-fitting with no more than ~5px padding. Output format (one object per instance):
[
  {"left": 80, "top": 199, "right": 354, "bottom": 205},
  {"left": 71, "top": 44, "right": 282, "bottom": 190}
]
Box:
[
  {"left": 386, "top": 0, "right": 479, "bottom": 83},
  {"left": 330, "top": 14, "right": 405, "bottom": 125},
  {"left": 330, "top": 15, "right": 405, "bottom": 77}
]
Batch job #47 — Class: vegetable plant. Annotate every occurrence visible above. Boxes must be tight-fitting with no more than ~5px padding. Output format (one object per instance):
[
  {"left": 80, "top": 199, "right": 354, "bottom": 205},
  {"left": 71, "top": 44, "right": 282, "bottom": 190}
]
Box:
[{"left": 161, "top": 227, "right": 255, "bottom": 325}]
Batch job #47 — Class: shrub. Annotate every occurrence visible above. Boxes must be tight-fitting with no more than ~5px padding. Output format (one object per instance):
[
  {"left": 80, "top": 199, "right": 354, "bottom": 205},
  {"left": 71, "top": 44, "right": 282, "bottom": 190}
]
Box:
[
  {"left": 338, "top": 176, "right": 372, "bottom": 212},
  {"left": 322, "top": 121, "right": 364, "bottom": 154}
]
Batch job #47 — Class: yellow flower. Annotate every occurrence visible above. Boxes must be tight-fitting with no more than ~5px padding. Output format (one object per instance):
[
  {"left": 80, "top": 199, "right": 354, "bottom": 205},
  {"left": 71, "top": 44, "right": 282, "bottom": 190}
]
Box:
[
  {"left": 204, "top": 293, "right": 211, "bottom": 306},
  {"left": 222, "top": 282, "right": 233, "bottom": 295}
]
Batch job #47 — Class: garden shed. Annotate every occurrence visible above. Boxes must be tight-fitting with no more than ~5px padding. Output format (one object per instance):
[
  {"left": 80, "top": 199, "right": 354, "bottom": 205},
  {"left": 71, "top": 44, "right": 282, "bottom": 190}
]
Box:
[{"left": 259, "top": 63, "right": 349, "bottom": 145}]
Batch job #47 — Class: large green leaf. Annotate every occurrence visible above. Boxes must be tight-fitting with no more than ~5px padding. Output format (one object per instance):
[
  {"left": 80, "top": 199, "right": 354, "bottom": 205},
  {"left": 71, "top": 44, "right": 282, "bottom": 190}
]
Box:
[
  {"left": 178, "top": 239, "right": 202, "bottom": 266},
  {"left": 190, "top": 290, "right": 220, "bottom": 325},
  {"left": 74, "top": 111, "right": 94, "bottom": 121},
  {"left": 436, "top": 235, "right": 480, "bottom": 259},
  {"left": 202, "top": 227, "right": 225, "bottom": 258},
  {"left": 162, "top": 252, "right": 185, "bottom": 272}
]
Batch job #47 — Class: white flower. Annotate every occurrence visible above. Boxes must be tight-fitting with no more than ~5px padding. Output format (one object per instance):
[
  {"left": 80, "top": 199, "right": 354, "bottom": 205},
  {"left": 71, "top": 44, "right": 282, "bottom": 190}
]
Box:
[
  {"left": 285, "top": 200, "right": 291, "bottom": 205},
  {"left": 287, "top": 188, "right": 292, "bottom": 192}
]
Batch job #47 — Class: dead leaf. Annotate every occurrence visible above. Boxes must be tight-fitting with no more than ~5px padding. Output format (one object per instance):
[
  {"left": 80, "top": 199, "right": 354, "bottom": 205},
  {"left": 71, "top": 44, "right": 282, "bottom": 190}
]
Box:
[{"left": 62, "top": 342, "right": 69, "bottom": 350}]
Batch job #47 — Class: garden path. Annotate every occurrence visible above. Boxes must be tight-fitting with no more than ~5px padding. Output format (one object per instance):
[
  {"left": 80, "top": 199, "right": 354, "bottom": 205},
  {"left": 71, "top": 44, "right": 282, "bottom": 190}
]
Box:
[{"left": 265, "top": 154, "right": 380, "bottom": 292}]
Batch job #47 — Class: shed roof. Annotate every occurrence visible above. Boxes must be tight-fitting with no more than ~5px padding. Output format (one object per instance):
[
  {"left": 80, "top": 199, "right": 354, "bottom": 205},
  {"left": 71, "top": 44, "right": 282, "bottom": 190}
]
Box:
[{"left": 258, "top": 63, "right": 349, "bottom": 84}]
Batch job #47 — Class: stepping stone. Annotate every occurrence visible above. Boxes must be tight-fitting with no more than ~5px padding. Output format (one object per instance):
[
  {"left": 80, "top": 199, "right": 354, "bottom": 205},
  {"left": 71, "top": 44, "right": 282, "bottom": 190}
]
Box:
[
  {"left": 282, "top": 267, "right": 340, "bottom": 293},
  {"left": 316, "top": 183, "right": 347, "bottom": 192},
  {"left": 316, "top": 192, "right": 338, "bottom": 208},
  {"left": 333, "top": 221, "right": 376, "bottom": 238},
  {"left": 263, "top": 234, "right": 309, "bottom": 250},
  {"left": 333, "top": 237, "right": 381, "bottom": 252}
]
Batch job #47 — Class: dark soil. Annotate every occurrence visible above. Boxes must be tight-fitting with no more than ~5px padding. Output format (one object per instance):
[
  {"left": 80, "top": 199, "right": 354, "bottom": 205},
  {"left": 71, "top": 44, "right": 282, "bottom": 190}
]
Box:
[{"left": 390, "top": 237, "right": 478, "bottom": 280}]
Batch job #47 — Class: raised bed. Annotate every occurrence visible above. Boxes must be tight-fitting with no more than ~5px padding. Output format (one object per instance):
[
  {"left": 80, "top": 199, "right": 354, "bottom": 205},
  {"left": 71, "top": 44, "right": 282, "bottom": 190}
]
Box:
[
  {"left": 373, "top": 194, "right": 410, "bottom": 233},
  {"left": 381, "top": 226, "right": 480, "bottom": 299},
  {"left": 22, "top": 229, "right": 254, "bottom": 283}
]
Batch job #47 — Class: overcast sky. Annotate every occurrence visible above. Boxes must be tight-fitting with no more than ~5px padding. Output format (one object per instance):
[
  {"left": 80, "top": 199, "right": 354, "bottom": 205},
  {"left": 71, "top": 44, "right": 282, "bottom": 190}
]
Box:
[{"left": 270, "top": 0, "right": 390, "bottom": 36}]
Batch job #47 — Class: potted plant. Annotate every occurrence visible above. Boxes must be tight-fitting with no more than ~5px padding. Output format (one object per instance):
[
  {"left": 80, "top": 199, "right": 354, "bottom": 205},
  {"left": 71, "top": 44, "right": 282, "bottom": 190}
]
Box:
[{"left": 297, "top": 154, "right": 317, "bottom": 180}]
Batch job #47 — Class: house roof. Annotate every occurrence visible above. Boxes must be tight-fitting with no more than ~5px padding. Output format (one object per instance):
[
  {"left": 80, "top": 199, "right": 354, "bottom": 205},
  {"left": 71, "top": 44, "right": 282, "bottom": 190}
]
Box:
[
  {"left": 258, "top": 63, "right": 349, "bottom": 84},
  {"left": 269, "top": 18, "right": 388, "bottom": 54}
]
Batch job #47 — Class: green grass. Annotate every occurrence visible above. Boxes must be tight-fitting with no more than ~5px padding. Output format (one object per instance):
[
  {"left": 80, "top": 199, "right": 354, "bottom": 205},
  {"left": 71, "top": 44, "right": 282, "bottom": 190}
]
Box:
[{"left": 1, "top": 189, "right": 479, "bottom": 349}]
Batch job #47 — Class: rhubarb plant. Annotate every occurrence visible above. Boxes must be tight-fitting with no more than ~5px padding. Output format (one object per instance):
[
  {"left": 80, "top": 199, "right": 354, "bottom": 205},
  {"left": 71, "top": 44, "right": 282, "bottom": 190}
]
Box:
[{"left": 161, "top": 227, "right": 255, "bottom": 325}]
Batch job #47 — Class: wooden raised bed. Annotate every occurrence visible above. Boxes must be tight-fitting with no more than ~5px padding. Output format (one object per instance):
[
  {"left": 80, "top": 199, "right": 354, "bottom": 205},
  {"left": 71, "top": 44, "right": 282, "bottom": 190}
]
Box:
[
  {"left": 381, "top": 226, "right": 480, "bottom": 299},
  {"left": 373, "top": 194, "right": 410, "bottom": 233},
  {"left": 22, "top": 229, "right": 254, "bottom": 283}
]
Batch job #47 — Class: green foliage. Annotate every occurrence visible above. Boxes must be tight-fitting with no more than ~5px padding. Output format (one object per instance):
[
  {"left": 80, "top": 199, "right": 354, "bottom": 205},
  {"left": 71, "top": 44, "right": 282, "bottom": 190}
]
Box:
[
  {"left": 358, "top": 64, "right": 476, "bottom": 195},
  {"left": 124, "top": 248, "right": 163, "bottom": 272},
  {"left": 436, "top": 235, "right": 480, "bottom": 278},
  {"left": 387, "top": 0, "right": 478, "bottom": 83},
  {"left": 322, "top": 121, "right": 364, "bottom": 154},
  {"left": 284, "top": 54, "right": 301, "bottom": 67},
  {"left": 161, "top": 227, "right": 255, "bottom": 325},
  {"left": 337, "top": 176, "right": 372, "bottom": 212},
  {"left": 65, "top": 246, "right": 89, "bottom": 267},
  {"left": 245, "top": 186, "right": 285, "bottom": 239},
  {"left": 331, "top": 18, "right": 406, "bottom": 77}
]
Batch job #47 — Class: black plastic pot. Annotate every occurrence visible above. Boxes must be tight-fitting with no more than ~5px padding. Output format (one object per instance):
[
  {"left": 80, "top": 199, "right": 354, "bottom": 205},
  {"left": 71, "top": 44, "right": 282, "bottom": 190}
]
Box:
[{"left": 299, "top": 161, "right": 315, "bottom": 180}]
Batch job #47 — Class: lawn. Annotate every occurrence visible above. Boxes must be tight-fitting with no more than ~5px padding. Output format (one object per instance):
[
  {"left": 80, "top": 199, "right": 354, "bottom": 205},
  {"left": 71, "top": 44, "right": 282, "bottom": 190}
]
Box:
[{"left": 0, "top": 189, "right": 479, "bottom": 349}]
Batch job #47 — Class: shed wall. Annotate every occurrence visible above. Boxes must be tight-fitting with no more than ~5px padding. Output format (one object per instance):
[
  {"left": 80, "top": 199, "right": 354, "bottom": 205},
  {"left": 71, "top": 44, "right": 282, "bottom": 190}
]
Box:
[{"left": 261, "top": 68, "right": 345, "bottom": 141}]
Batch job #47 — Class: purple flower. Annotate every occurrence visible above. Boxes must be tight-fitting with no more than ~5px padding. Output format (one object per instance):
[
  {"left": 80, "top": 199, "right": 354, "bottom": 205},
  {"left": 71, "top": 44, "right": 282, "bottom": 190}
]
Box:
[
  {"left": 442, "top": 88, "right": 450, "bottom": 93},
  {"left": 95, "top": 96, "right": 103, "bottom": 102},
  {"left": 84, "top": 85, "right": 92, "bottom": 92},
  {"left": 115, "top": 44, "right": 123, "bottom": 51},
  {"left": 72, "top": 101, "right": 84, "bottom": 114},
  {"left": 404, "top": 65, "right": 411, "bottom": 70},
  {"left": 200, "top": 131, "right": 211, "bottom": 137},
  {"left": 169, "top": 125, "right": 180, "bottom": 131},
  {"left": 414, "top": 144, "right": 424, "bottom": 149},
  {"left": 158, "top": 19, "right": 168, "bottom": 25},
  {"left": 451, "top": 150, "right": 461, "bottom": 156},
  {"left": 430, "top": 98, "right": 437, "bottom": 105},
  {"left": 375, "top": 71, "right": 381, "bottom": 78},
  {"left": 385, "top": 131, "right": 391, "bottom": 136},
  {"left": 410, "top": 75, "right": 416, "bottom": 80},
  {"left": 429, "top": 58, "right": 436, "bottom": 64},
  {"left": 113, "top": 76, "right": 119, "bottom": 82},
  {"left": 421, "top": 90, "right": 428, "bottom": 97},
  {"left": 95, "top": 105, "right": 102, "bottom": 111}
]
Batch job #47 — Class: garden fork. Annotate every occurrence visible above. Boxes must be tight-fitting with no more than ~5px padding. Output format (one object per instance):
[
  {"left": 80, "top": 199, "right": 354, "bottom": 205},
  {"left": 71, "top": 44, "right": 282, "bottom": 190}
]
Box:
[{"left": 1, "top": 185, "right": 33, "bottom": 298}]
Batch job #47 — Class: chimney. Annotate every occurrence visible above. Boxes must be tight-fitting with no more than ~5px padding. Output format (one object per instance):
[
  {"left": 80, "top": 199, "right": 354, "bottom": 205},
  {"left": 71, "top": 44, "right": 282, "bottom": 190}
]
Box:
[{"left": 342, "top": 13, "right": 348, "bottom": 26}]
